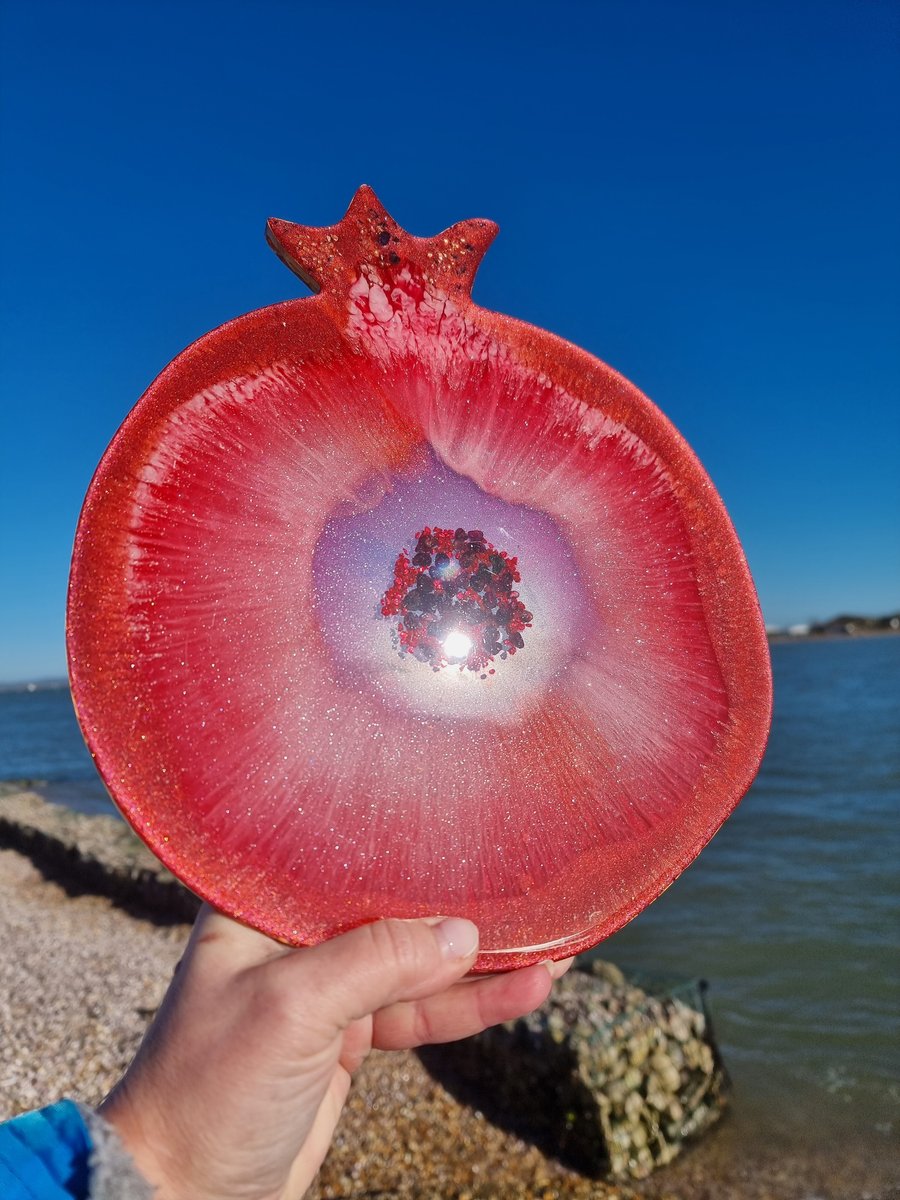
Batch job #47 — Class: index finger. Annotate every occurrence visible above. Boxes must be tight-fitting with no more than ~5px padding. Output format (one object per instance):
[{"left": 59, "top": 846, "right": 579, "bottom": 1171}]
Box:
[{"left": 370, "top": 957, "right": 574, "bottom": 1050}]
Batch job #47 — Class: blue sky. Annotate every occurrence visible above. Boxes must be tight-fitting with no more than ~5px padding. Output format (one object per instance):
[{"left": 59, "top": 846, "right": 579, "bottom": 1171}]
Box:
[{"left": 1, "top": 0, "right": 898, "bottom": 682}]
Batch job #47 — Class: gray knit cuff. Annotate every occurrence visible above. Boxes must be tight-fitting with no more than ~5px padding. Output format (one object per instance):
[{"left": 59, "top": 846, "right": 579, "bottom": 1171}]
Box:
[{"left": 76, "top": 1104, "right": 156, "bottom": 1200}]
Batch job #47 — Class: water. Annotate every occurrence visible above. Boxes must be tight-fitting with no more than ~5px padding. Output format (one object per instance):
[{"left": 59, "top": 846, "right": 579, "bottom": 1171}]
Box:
[
  {"left": 600, "top": 636, "right": 900, "bottom": 1152},
  {"left": 1, "top": 639, "right": 898, "bottom": 1152},
  {"left": 0, "top": 685, "right": 118, "bottom": 816}
]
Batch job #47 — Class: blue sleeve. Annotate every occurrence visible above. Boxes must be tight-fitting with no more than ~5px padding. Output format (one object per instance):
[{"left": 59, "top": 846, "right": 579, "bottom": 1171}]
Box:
[{"left": 0, "top": 1101, "right": 91, "bottom": 1200}]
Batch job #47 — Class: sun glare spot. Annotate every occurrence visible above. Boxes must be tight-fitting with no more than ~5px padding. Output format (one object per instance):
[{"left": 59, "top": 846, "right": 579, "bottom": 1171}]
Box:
[{"left": 443, "top": 631, "right": 473, "bottom": 660}]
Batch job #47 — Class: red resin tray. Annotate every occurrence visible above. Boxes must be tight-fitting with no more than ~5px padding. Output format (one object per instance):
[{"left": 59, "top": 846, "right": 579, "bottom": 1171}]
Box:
[{"left": 68, "top": 188, "right": 772, "bottom": 970}]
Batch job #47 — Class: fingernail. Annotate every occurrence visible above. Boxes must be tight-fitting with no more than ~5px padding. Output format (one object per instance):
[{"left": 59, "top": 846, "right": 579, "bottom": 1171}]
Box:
[
  {"left": 542, "top": 956, "right": 576, "bottom": 980},
  {"left": 434, "top": 917, "right": 479, "bottom": 960}
]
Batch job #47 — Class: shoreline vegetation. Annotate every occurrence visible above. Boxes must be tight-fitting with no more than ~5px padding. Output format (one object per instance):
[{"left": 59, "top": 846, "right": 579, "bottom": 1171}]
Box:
[
  {"left": 1, "top": 787, "right": 898, "bottom": 1197},
  {"left": 765, "top": 610, "right": 900, "bottom": 642}
]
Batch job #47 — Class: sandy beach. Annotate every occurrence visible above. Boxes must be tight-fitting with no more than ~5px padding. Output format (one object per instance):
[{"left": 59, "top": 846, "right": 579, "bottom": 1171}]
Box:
[{"left": 2, "top": 799, "right": 898, "bottom": 1199}]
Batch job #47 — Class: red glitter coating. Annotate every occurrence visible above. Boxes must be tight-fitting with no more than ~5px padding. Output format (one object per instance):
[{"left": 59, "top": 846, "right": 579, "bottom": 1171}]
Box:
[
  {"left": 67, "top": 187, "right": 773, "bottom": 972},
  {"left": 381, "top": 526, "right": 531, "bottom": 672}
]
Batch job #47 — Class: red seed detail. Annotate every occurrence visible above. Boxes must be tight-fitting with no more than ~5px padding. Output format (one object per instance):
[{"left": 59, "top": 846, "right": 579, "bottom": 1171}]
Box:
[{"left": 381, "top": 526, "right": 532, "bottom": 672}]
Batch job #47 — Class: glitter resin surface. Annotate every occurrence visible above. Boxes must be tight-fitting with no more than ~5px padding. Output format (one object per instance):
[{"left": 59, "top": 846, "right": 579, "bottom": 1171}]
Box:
[{"left": 68, "top": 187, "right": 772, "bottom": 970}]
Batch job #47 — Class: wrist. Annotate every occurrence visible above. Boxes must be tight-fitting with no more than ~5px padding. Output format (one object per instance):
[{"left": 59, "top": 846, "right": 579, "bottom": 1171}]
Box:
[
  {"left": 95, "top": 1091, "right": 180, "bottom": 1200},
  {"left": 80, "top": 1102, "right": 157, "bottom": 1200}
]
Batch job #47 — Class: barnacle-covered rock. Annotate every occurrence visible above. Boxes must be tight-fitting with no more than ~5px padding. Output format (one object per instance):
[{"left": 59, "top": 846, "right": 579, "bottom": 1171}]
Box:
[{"left": 421, "top": 962, "right": 729, "bottom": 1179}]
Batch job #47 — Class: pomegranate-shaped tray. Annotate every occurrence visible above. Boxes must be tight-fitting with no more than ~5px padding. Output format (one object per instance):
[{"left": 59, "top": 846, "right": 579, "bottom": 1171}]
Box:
[{"left": 68, "top": 187, "right": 772, "bottom": 970}]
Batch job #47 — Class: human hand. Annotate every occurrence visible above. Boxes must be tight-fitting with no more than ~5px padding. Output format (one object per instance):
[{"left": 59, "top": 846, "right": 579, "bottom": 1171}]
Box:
[{"left": 99, "top": 906, "right": 572, "bottom": 1199}]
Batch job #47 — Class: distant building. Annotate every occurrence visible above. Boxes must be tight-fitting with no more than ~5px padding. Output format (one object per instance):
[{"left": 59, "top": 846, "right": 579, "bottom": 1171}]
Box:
[{"left": 810, "top": 612, "right": 900, "bottom": 637}]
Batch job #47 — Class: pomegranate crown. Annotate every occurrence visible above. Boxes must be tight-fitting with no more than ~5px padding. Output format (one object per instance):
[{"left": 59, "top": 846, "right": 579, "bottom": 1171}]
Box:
[{"left": 266, "top": 185, "right": 498, "bottom": 301}]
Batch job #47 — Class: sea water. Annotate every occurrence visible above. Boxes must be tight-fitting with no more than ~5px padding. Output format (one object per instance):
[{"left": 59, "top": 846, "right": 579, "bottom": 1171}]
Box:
[
  {"left": 1, "top": 637, "right": 898, "bottom": 1149},
  {"left": 601, "top": 635, "right": 900, "bottom": 1153},
  {"left": 0, "top": 684, "right": 117, "bottom": 815}
]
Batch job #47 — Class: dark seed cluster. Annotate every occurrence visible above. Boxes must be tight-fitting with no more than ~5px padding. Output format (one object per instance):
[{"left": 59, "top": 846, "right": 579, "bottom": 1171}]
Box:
[{"left": 381, "top": 526, "right": 533, "bottom": 673}]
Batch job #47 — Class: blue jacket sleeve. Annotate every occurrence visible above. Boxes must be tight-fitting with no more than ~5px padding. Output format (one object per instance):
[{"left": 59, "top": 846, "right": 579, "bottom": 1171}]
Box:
[{"left": 0, "top": 1101, "right": 91, "bottom": 1200}]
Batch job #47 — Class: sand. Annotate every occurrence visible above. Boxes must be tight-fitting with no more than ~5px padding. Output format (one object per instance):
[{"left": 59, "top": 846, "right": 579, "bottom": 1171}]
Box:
[{"left": 1, "top": 844, "right": 897, "bottom": 1199}]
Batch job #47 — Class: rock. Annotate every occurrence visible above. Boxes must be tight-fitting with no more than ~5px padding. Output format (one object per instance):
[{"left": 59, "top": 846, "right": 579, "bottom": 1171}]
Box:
[
  {"left": 0, "top": 790, "right": 199, "bottom": 922},
  {"left": 420, "top": 963, "right": 729, "bottom": 1181},
  {"left": 587, "top": 960, "right": 627, "bottom": 988}
]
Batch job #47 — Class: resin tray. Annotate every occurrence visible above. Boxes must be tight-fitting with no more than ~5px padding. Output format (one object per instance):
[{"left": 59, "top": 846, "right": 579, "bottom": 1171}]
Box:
[{"left": 68, "top": 188, "right": 772, "bottom": 970}]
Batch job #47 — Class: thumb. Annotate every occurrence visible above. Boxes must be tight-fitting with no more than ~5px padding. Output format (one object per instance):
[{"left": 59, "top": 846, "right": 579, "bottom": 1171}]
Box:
[{"left": 267, "top": 917, "right": 480, "bottom": 1031}]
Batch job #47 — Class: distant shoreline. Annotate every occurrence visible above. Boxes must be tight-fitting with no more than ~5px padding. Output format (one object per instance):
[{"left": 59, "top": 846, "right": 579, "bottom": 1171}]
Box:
[
  {"left": 767, "top": 629, "right": 900, "bottom": 645},
  {"left": 2, "top": 624, "right": 898, "bottom": 691},
  {"left": 0, "top": 679, "right": 70, "bottom": 694}
]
